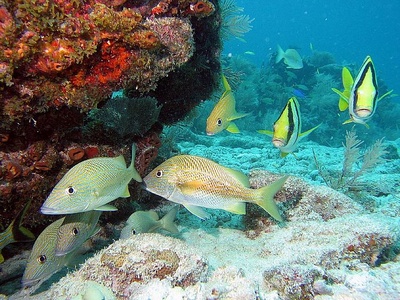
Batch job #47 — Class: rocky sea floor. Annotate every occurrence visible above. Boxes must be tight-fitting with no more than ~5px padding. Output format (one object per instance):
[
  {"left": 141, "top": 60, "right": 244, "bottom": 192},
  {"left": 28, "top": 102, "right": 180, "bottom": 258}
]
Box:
[{"left": 2, "top": 130, "right": 400, "bottom": 299}]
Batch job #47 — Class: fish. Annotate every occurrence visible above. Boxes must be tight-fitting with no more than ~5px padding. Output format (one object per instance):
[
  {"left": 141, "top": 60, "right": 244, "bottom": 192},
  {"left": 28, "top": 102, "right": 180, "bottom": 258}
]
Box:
[
  {"left": 275, "top": 45, "right": 303, "bottom": 69},
  {"left": 206, "top": 74, "right": 249, "bottom": 135},
  {"left": 22, "top": 217, "right": 77, "bottom": 287},
  {"left": 120, "top": 205, "right": 179, "bottom": 239},
  {"left": 258, "top": 97, "right": 320, "bottom": 157},
  {"left": 332, "top": 56, "right": 393, "bottom": 127},
  {"left": 244, "top": 51, "right": 255, "bottom": 55},
  {"left": 40, "top": 143, "right": 142, "bottom": 215},
  {"left": 55, "top": 211, "right": 102, "bottom": 256},
  {"left": 144, "top": 155, "right": 288, "bottom": 222},
  {"left": 0, "top": 200, "right": 35, "bottom": 264}
]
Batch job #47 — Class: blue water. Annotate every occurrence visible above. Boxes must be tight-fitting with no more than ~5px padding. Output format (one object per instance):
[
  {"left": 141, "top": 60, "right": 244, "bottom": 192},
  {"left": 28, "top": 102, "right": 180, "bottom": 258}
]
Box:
[{"left": 224, "top": 0, "right": 400, "bottom": 91}]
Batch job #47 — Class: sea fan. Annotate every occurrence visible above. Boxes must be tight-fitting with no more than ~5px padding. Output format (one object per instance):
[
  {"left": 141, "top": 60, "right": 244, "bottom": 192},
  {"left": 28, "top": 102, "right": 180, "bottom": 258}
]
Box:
[{"left": 219, "top": 0, "right": 254, "bottom": 41}]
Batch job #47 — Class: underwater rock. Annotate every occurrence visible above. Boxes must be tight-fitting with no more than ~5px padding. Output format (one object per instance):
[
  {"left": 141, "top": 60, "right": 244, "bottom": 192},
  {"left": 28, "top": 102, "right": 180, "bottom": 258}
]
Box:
[{"left": 35, "top": 234, "right": 208, "bottom": 299}]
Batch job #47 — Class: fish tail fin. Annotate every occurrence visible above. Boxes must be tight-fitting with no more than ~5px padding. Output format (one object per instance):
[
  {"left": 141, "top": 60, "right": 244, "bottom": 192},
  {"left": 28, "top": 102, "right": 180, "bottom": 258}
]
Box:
[
  {"left": 275, "top": 44, "right": 285, "bottom": 64},
  {"left": 129, "top": 143, "right": 143, "bottom": 182},
  {"left": 5, "top": 200, "right": 35, "bottom": 246},
  {"left": 160, "top": 205, "right": 180, "bottom": 234},
  {"left": 255, "top": 175, "right": 288, "bottom": 222}
]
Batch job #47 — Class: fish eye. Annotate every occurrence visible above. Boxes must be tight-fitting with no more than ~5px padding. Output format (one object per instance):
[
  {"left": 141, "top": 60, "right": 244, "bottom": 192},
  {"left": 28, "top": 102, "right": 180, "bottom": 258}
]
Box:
[
  {"left": 156, "top": 170, "right": 163, "bottom": 178},
  {"left": 72, "top": 227, "right": 79, "bottom": 235},
  {"left": 65, "top": 186, "right": 76, "bottom": 195},
  {"left": 132, "top": 229, "right": 137, "bottom": 235},
  {"left": 216, "top": 118, "right": 222, "bottom": 126},
  {"left": 37, "top": 255, "right": 47, "bottom": 264}
]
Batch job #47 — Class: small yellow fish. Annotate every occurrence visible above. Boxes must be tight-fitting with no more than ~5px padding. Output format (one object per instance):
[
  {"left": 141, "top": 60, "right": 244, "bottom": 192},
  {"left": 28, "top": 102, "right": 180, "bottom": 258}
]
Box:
[
  {"left": 206, "top": 74, "right": 249, "bottom": 135},
  {"left": 258, "top": 97, "right": 320, "bottom": 157},
  {"left": 332, "top": 56, "right": 393, "bottom": 127},
  {"left": 0, "top": 200, "right": 35, "bottom": 264},
  {"left": 22, "top": 218, "right": 76, "bottom": 287},
  {"left": 275, "top": 45, "right": 303, "bottom": 69},
  {"left": 40, "top": 144, "right": 142, "bottom": 215},
  {"left": 144, "top": 155, "right": 287, "bottom": 221},
  {"left": 55, "top": 211, "right": 102, "bottom": 256},
  {"left": 120, "top": 205, "right": 179, "bottom": 239}
]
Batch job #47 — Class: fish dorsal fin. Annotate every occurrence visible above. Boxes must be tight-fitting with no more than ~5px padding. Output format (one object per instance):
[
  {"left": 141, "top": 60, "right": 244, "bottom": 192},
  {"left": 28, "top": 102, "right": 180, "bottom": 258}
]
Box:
[
  {"left": 257, "top": 129, "right": 274, "bottom": 137},
  {"left": 222, "top": 74, "right": 232, "bottom": 92},
  {"left": 299, "top": 123, "right": 321, "bottom": 139},
  {"left": 95, "top": 204, "right": 118, "bottom": 211},
  {"left": 113, "top": 155, "right": 127, "bottom": 167},
  {"left": 148, "top": 211, "right": 160, "bottom": 221},
  {"left": 179, "top": 180, "right": 205, "bottom": 195},
  {"left": 225, "top": 122, "right": 240, "bottom": 133},
  {"left": 223, "top": 167, "right": 250, "bottom": 187},
  {"left": 224, "top": 202, "right": 246, "bottom": 215},
  {"left": 184, "top": 204, "right": 210, "bottom": 220}
]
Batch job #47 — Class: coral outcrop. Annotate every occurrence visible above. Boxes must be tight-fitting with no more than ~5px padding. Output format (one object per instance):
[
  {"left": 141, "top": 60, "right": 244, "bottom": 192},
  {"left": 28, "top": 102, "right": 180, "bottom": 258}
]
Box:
[{"left": 0, "top": 0, "right": 221, "bottom": 233}]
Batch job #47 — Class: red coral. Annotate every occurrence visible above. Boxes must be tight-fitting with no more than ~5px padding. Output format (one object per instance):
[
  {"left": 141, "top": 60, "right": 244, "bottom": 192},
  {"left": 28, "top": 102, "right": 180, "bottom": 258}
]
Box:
[{"left": 135, "top": 130, "right": 162, "bottom": 177}]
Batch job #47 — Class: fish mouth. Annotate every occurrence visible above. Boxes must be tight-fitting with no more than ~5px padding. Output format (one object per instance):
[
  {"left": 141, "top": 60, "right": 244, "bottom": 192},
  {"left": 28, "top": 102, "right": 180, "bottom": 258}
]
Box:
[
  {"left": 206, "top": 131, "right": 214, "bottom": 136},
  {"left": 355, "top": 108, "right": 372, "bottom": 117},
  {"left": 272, "top": 138, "right": 286, "bottom": 148},
  {"left": 40, "top": 206, "right": 59, "bottom": 215}
]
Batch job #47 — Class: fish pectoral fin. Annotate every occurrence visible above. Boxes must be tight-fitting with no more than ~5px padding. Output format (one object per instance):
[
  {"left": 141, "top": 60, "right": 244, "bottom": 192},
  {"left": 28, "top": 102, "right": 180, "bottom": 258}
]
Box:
[
  {"left": 299, "top": 123, "right": 321, "bottom": 138},
  {"left": 225, "top": 122, "right": 240, "bottom": 134},
  {"left": 280, "top": 151, "right": 289, "bottom": 158},
  {"left": 332, "top": 88, "right": 349, "bottom": 111},
  {"left": 184, "top": 205, "right": 210, "bottom": 220},
  {"left": 95, "top": 204, "right": 118, "bottom": 211},
  {"left": 257, "top": 129, "right": 274, "bottom": 137},
  {"left": 229, "top": 112, "right": 250, "bottom": 121},
  {"left": 378, "top": 89, "right": 394, "bottom": 101},
  {"left": 224, "top": 202, "right": 246, "bottom": 215},
  {"left": 179, "top": 180, "right": 205, "bottom": 195}
]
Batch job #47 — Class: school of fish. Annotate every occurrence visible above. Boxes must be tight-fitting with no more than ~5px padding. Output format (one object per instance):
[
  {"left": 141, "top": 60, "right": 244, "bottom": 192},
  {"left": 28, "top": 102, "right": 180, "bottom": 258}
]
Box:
[{"left": 0, "top": 46, "right": 393, "bottom": 292}]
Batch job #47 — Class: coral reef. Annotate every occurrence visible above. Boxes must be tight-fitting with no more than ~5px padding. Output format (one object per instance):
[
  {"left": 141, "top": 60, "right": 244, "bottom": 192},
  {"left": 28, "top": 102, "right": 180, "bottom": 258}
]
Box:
[
  {"left": 35, "top": 234, "right": 208, "bottom": 299},
  {"left": 0, "top": 0, "right": 222, "bottom": 234}
]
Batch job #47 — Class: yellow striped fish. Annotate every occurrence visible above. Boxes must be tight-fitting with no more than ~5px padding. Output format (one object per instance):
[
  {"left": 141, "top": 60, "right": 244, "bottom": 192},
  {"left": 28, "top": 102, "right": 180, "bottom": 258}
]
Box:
[
  {"left": 332, "top": 56, "right": 393, "bottom": 127},
  {"left": 22, "top": 218, "right": 76, "bottom": 287},
  {"left": 0, "top": 200, "right": 35, "bottom": 263},
  {"left": 258, "top": 97, "right": 320, "bottom": 157},
  {"left": 40, "top": 144, "right": 142, "bottom": 215},
  {"left": 206, "top": 75, "right": 249, "bottom": 135},
  {"left": 55, "top": 211, "right": 102, "bottom": 256},
  {"left": 144, "top": 155, "right": 287, "bottom": 222}
]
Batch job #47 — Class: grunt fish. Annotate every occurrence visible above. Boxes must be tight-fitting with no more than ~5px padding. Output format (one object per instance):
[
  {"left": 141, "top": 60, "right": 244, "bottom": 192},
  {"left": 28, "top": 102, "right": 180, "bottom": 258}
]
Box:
[
  {"left": 275, "top": 45, "right": 303, "bottom": 69},
  {"left": 0, "top": 200, "right": 35, "bottom": 264},
  {"left": 206, "top": 74, "right": 249, "bottom": 135},
  {"left": 40, "top": 143, "right": 142, "bottom": 215},
  {"left": 120, "top": 205, "right": 179, "bottom": 239},
  {"left": 144, "top": 155, "right": 287, "bottom": 222},
  {"left": 55, "top": 211, "right": 102, "bottom": 256},
  {"left": 22, "top": 218, "right": 76, "bottom": 287},
  {"left": 332, "top": 56, "right": 393, "bottom": 127},
  {"left": 258, "top": 97, "right": 320, "bottom": 157}
]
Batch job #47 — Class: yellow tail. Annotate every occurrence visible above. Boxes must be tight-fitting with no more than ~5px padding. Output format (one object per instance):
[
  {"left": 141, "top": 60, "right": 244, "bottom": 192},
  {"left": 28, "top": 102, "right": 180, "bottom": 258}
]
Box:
[{"left": 255, "top": 176, "right": 288, "bottom": 222}]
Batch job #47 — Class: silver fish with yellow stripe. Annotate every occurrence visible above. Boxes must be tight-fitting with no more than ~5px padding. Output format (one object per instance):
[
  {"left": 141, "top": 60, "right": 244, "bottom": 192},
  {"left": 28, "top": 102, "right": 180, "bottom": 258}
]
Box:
[
  {"left": 144, "top": 155, "right": 288, "bottom": 222},
  {"left": 40, "top": 144, "right": 142, "bottom": 215},
  {"left": 258, "top": 97, "right": 320, "bottom": 157},
  {"left": 0, "top": 200, "right": 35, "bottom": 263},
  {"left": 55, "top": 210, "right": 102, "bottom": 256},
  {"left": 206, "top": 74, "right": 249, "bottom": 135},
  {"left": 332, "top": 56, "right": 393, "bottom": 127}
]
